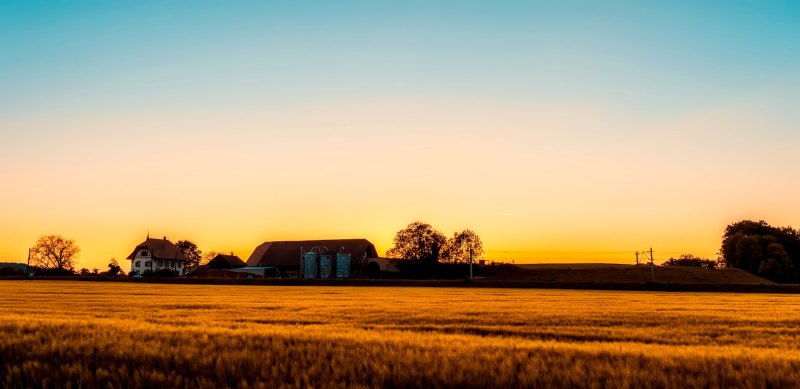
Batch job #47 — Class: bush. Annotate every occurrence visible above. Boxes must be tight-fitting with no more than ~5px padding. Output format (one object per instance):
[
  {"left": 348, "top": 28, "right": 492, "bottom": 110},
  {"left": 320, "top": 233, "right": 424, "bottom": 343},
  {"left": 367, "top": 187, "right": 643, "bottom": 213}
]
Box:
[
  {"left": 142, "top": 268, "right": 180, "bottom": 278},
  {"left": 33, "top": 267, "right": 76, "bottom": 276},
  {"left": 0, "top": 267, "right": 22, "bottom": 276},
  {"left": 662, "top": 255, "right": 718, "bottom": 269}
]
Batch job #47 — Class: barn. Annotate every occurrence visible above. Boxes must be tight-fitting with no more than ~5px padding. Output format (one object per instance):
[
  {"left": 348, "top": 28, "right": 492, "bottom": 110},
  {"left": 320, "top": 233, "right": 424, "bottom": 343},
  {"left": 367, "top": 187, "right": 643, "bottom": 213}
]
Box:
[{"left": 245, "top": 239, "right": 378, "bottom": 278}]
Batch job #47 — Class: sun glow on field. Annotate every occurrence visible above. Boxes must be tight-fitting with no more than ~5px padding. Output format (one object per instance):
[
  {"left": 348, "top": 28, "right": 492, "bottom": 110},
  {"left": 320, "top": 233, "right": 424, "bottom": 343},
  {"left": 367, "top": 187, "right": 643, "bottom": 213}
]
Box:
[{"left": 2, "top": 281, "right": 800, "bottom": 387}]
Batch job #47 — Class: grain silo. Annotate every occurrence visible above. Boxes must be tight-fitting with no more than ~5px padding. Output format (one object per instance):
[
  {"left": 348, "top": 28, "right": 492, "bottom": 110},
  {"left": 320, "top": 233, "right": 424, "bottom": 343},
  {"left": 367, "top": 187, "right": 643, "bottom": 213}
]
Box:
[
  {"left": 336, "top": 249, "right": 351, "bottom": 279},
  {"left": 319, "top": 252, "right": 333, "bottom": 279},
  {"left": 303, "top": 250, "right": 319, "bottom": 279}
]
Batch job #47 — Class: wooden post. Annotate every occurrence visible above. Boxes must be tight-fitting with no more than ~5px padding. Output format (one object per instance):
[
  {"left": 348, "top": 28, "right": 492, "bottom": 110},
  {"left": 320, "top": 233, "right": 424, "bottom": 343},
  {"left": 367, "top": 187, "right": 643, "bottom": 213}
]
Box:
[
  {"left": 469, "top": 247, "right": 473, "bottom": 281},
  {"left": 26, "top": 248, "right": 31, "bottom": 277}
]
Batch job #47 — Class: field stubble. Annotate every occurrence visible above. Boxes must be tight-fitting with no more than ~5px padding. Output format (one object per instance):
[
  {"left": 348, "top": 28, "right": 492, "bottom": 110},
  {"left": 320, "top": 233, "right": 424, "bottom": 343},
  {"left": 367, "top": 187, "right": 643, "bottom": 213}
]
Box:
[{"left": 1, "top": 281, "right": 800, "bottom": 388}]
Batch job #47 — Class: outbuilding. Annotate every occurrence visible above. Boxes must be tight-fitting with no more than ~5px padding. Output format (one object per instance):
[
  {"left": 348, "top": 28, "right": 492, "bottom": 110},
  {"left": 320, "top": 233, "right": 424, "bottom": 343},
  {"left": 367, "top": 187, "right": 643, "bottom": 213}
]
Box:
[{"left": 245, "top": 239, "right": 378, "bottom": 277}]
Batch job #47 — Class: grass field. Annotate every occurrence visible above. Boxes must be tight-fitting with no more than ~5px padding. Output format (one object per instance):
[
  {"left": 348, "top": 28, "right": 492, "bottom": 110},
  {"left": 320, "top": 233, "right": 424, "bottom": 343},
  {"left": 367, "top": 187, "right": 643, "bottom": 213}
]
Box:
[{"left": 2, "top": 281, "right": 800, "bottom": 388}]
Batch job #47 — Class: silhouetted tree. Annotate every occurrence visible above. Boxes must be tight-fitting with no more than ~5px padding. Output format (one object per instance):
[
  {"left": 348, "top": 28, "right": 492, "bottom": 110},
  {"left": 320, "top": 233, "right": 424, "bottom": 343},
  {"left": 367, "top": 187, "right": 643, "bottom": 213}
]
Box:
[
  {"left": 107, "top": 258, "right": 123, "bottom": 277},
  {"left": 30, "top": 235, "right": 80, "bottom": 274},
  {"left": 662, "top": 254, "right": 717, "bottom": 269},
  {"left": 80, "top": 268, "right": 90, "bottom": 276},
  {"left": 201, "top": 251, "right": 220, "bottom": 265},
  {"left": 387, "top": 222, "right": 446, "bottom": 262},
  {"left": 176, "top": 240, "right": 202, "bottom": 272},
  {"left": 720, "top": 220, "right": 800, "bottom": 282},
  {"left": 441, "top": 230, "right": 484, "bottom": 264}
]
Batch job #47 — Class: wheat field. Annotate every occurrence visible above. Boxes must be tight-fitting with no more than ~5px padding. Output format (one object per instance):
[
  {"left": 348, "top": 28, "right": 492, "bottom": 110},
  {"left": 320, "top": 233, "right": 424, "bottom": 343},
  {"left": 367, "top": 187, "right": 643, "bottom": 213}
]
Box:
[{"left": 1, "top": 281, "right": 800, "bottom": 388}]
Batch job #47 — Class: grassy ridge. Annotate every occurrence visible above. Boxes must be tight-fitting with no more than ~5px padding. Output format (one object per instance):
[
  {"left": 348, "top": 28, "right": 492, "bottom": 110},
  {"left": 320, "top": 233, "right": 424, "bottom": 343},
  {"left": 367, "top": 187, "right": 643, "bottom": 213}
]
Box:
[
  {"left": 2, "top": 282, "right": 800, "bottom": 388},
  {"left": 503, "top": 264, "right": 772, "bottom": 284}
]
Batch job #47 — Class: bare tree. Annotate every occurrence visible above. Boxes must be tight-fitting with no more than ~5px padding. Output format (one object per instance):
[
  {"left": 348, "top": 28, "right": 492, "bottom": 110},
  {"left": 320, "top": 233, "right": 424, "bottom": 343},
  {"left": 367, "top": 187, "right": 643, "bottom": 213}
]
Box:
[
  {"left": 30, "top": 235, "right": 80, "bottom": 274},
  {"left": 441, "top": 230, "right": 484, "bottom": 264},
  {"left": 201, "top": 251, "right": 220, "bottom": 265}
]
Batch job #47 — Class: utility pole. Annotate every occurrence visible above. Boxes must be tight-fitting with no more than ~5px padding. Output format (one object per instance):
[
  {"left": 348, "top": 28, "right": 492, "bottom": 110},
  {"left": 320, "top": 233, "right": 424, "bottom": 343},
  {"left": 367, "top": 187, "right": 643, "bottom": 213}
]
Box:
[
  {"left": 635, "top": 251, "right": 640, "bottom": 283},
  {"left": 469, "top": 247, "right": 474, "bottom": 281},
  {"left": 650, "top": 248, "right": 655, "bottom": 282}
]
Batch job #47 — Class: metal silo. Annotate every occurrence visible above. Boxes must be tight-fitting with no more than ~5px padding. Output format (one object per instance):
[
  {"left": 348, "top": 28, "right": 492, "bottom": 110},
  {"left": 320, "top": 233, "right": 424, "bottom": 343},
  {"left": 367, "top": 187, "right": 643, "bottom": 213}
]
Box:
[
  {"left": 336, "top": 250, "right": 351, "bottom": 279},
  {"left": 319, "top": 253, "right": 333, "bottom": 279},
  {"left": 303, "top": 251, "right": 318, "bottom": 279}
]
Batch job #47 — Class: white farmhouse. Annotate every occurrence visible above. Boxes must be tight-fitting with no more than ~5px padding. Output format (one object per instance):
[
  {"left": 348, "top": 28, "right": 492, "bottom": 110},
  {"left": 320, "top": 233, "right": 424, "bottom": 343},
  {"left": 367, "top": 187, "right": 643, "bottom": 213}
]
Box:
[{"left": 126, "top": 237, "right": 187, "bottom": 276}]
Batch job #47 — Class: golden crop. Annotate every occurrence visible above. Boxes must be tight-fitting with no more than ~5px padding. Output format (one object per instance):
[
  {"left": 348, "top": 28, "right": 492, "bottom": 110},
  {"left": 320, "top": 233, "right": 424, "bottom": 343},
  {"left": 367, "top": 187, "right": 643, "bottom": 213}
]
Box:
[{"left": 1, "top": 281, "right": 800, "bottom": 388}]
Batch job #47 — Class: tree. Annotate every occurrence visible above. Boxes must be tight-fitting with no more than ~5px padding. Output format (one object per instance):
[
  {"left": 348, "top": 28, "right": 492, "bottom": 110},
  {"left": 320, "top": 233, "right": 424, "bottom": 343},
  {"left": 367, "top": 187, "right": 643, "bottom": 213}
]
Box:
[
  {"left": 30, "top": 235, "right": 80, "bottom": 274},
  {"left": 441, "top": 230, "right": 484, "bottom": 264},
  {"left": 720, "top": 220, "right": 800, "bottom": 282},
  {"left": 107, "top": 258, "right": 123, "bottom": 277},
  {"left": 176, "top": 240, "right": 202, "bottom": 273},
  {"left": 759, "top": 243, "right": 792, "bottom": 281},
  {"left": 386, "top": 222, "right": 446, "bottom": 262},
  {"left": 661, "top": 254, "right": 717, "bottom": 269},
  {"left": 80, "top": 268, "right": 90, "bottom": 276},
  {"left": 201, "top": 251, "right": 220, "bottom": 265}
]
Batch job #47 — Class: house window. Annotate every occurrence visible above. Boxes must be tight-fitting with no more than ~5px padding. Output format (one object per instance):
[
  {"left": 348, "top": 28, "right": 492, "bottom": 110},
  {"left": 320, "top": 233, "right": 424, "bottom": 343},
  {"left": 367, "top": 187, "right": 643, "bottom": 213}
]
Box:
[
  {"left": 170, "top": 261, "right": 175, "bottom": 268},
  {"left": 140, "top": 250, "right": 149, "bottom": 257},
  {"left": 158, "top": 261, "right": 163, "bottom": 267},
  {"left": 135, "top": 261, "right": 140, "bottom": 267},
  {"left": 145, "top": 261, "right": 151, "bottom": 267}
]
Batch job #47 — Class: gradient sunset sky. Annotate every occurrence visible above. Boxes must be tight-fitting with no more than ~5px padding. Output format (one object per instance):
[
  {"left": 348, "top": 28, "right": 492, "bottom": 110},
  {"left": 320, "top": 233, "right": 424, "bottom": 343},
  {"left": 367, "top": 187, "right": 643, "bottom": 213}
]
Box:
[{"left": 2, "top": 1, "right": 799, "bottom": 269}]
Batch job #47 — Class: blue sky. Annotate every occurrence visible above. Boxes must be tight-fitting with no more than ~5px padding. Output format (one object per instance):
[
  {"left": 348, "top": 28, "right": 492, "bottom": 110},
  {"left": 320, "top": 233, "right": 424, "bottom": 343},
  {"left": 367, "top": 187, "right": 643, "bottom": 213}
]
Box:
[{"left": 3, "top": 1, "right": 799, "bottom": 119}]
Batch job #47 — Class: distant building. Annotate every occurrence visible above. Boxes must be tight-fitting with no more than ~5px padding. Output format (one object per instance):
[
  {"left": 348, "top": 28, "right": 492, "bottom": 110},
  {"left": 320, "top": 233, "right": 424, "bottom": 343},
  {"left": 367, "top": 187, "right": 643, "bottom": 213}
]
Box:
[
  {"left": 187, "top": 253, "right": 267, "bottom": 278},
  {"left": 246, "top": 239, "right": 378, "bottom": 277},
  {"left": 207, "top": 254, "right": 246, "bottom": 269},
  {"left": 126, "top": 237, "right": 187, "bottom": 276}
]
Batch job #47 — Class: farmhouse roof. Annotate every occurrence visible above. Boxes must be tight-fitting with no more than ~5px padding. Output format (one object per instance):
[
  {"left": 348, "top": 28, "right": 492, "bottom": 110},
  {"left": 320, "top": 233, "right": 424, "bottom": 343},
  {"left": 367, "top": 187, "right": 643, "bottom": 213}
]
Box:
[
  {"left": 246, "top": 239, "right": 378, "bottom": 267},
  {"left": 207, "top": 254, "right": 246, "bottom": 269},
  {"left": 126, "top": 238, "right": 187, "bottom": 261}
]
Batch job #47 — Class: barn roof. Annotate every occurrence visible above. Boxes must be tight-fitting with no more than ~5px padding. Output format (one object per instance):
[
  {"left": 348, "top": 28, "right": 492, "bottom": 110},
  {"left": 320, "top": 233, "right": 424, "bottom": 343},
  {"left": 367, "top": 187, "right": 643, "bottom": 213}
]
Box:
[
  {"left": 126, "top": 238, "right": 187, "bottom": 261},
  {"left": 207, "top": 254, "right": 246, "bottom": 269},
  {"left": 246, "top": 239, "right": 378, "bottom": 267}
]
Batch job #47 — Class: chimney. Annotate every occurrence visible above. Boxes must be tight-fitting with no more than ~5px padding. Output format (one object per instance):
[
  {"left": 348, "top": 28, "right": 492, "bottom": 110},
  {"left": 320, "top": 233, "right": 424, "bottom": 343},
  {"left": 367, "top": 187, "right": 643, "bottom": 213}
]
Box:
[{"left": 163, "top": 236, "right": 167, "bottom": 241}]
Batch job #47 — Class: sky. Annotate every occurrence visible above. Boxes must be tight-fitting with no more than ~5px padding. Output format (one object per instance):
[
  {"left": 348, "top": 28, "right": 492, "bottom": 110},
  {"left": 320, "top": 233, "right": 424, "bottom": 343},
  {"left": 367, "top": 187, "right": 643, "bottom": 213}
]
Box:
[{"left": 1, "top": 1, "right": 799, "bottom": 270}]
